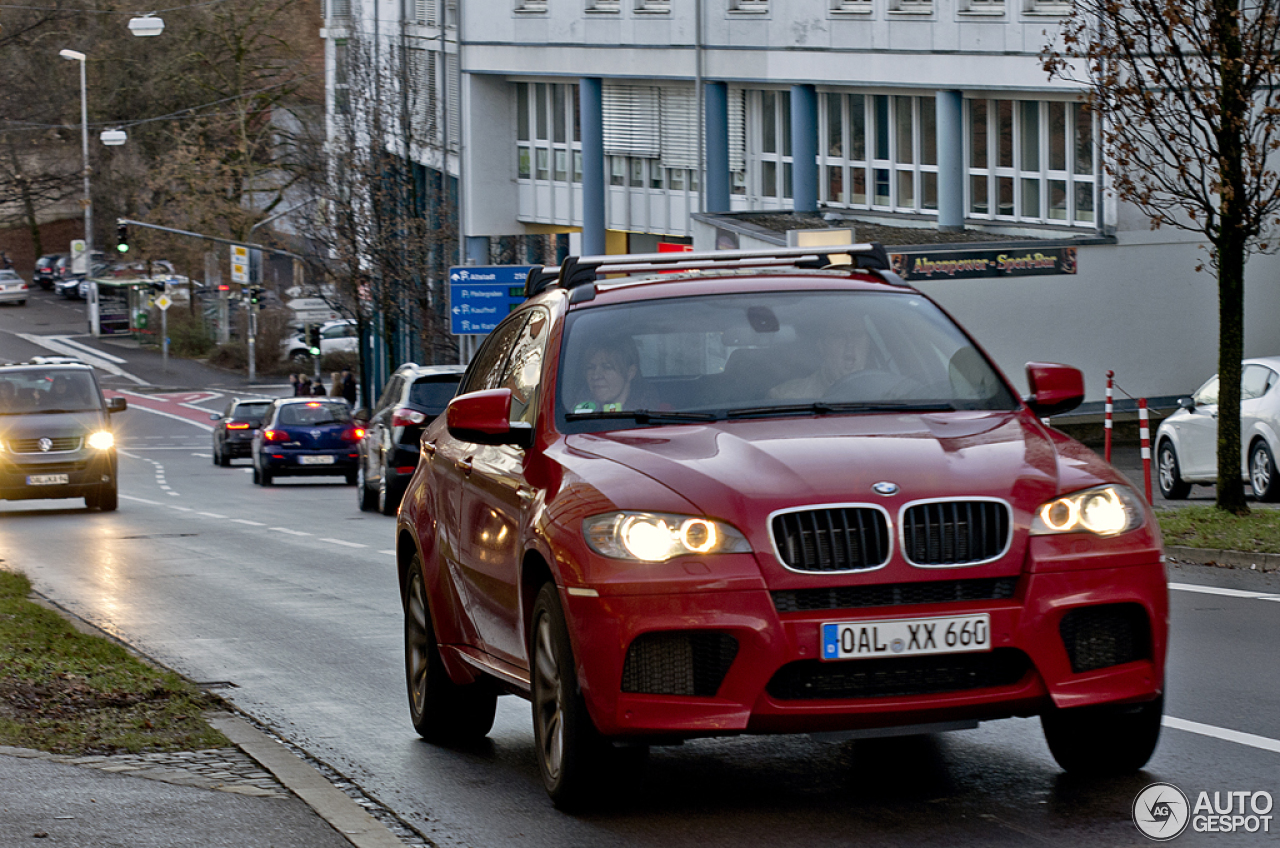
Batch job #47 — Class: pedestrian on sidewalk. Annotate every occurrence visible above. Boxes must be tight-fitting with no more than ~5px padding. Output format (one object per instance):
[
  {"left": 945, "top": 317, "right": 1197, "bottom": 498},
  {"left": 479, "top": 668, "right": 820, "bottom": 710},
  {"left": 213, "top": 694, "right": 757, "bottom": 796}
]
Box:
[
  {"left": 341, "top": 371, "right": 357, "bottom": 406},
  {"left": 311, "top": 379, "right": 326, "bottom": 397},
  {"left": 288, "top": 373, "right": 301, "bottom": 396},
  {"left": 297, "top": 375, "right": 312, "bottom": 397}
]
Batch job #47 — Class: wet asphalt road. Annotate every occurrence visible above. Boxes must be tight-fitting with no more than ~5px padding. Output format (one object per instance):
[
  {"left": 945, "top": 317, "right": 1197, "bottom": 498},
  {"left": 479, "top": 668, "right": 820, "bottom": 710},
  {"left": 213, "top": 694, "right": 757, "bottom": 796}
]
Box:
[{"left": 1, "top": 288, "right": 1278, "bottom": 847}]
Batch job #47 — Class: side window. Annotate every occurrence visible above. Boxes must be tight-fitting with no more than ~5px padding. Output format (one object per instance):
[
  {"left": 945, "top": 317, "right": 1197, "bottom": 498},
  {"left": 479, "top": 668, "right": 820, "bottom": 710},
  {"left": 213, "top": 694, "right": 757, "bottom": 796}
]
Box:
[
  {"left": 499, "top": 309, "right": 549, "bottom": 426},
  {"left": 374, "top": 377, "right": 402, "bottom": 415},
  {"left": 1242, "top": 365, "right": 1272, "bottom": 401},
  {"left": 461, "top": 314, "right": 529, "bottom": 394},
  {"left": 1194, "top": 376, "right": 1220, "bottom": 406}
]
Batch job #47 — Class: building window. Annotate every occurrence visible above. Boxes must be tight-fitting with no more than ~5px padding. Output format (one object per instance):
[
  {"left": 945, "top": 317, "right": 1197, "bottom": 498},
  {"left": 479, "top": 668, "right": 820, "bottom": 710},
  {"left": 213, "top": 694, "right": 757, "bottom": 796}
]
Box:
[
  {"left": 748, "top": 89, "right": 791, "bottom": 201},
  {"left": 333, "top": 40, "right": 351, "bottom": 115},
  {"left": 515, "top": 0, "right": 546, "bottom": 12},
  {"left": 960, "top": 0, "right": 1003, "bottom": 11},
  {"left": 636, "top": 0, "right": 670, "bottom": 11},
  {"left": 967, "top": 98, "right": 1094, "bottom": 224},
  {"left": 890, "top": 0, "right": 932, "bottom": 11},
  {"left": 818, "top": 92, "right": 937, "bottom": 213},
  {"left": 328, "top": 0, "right": 351, "bottom": 19},
  {"left": 587, "top": 0, "right": 620, "bottom": 11},
  {"left": 830, "top": 0, "right": 872, "bottom": 12},
  {"left": 516, "top": 82, "right": 582, "bottom": 186},
  {"left": 731, "top": 0, "right": 769, "bottom": 11},
  {"left": 405, "top": 0, "right": 436, "bottom": 25}
]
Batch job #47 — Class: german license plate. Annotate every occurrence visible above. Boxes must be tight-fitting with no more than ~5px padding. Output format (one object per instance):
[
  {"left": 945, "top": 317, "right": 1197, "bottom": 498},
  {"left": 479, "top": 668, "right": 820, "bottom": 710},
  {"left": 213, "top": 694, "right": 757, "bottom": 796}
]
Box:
[
  {"left": 821, "top": 613, "right": 990, "bottom": 661},
  {"left": 299, "top": 455, "right": 334, "bottom": 465},
  {"left": 27, "top": 474, "right": 69, "bottom": 486}
]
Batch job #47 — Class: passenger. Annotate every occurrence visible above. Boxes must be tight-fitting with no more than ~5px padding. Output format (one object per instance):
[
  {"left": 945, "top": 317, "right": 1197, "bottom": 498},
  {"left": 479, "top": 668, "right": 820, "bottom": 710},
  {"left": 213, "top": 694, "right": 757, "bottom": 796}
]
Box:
[
  {"left": 572, "top": 337, "right": 657, "bottom": 413},
  {"left": 0, "top": 381, "right": 15, "bottom": 410},
  {"left": 769, "top": 320, "right": 873, "bottom": 399}
]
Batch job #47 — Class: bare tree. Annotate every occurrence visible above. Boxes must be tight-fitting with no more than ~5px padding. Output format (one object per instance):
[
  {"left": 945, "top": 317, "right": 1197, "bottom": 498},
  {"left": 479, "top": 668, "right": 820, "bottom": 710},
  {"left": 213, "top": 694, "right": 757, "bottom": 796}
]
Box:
[{"left": 1045, "top": 0, "right": 1280, "bottom": 513}]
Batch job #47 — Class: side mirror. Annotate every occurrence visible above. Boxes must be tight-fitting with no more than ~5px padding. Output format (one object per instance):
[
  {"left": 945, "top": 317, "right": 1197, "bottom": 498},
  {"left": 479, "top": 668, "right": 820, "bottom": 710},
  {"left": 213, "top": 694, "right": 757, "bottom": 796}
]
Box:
[
  {"left": 106, "top": 397, "right": 127, "bottom": 414},
  {"left": 353, "top": 408, "right": 370, "bottom": 423},
  {"left": 209, "top": 412, "right": 223, "bottom": 421},
  {"left": 446, "top": 389, "right": 534, "bottom": 449},
  {"left": 1178, "top": 397, "right": 1196, "bottom": 412},
  {"left": 1024, "top": 362, "right": 1084, "bottom": 417}
]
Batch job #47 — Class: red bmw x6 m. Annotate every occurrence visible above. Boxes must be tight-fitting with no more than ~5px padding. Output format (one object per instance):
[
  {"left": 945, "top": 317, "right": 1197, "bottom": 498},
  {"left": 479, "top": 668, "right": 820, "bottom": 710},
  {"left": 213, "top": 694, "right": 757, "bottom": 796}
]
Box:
[{"left": 396, "top": 244, "right": 1167, "bottom": 809}]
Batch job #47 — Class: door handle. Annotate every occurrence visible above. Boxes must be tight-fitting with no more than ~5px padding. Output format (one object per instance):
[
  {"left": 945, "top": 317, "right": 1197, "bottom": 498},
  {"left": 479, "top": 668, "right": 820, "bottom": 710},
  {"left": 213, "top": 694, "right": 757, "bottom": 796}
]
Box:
[
  {"left": 458, "top": 458, "right": 473, "bottom": 475},
  {"left": 517, "top": 486, "right": 536, "bottom": 502},
  {"left": 422, "top": 441, "right": 436, "bottom": 456}
]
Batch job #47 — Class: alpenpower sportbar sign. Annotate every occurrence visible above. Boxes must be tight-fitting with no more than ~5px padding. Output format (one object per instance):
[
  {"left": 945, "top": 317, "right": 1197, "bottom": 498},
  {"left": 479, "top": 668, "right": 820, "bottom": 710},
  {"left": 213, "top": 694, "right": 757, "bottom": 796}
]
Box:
[{"left": 889, "top": 246, "right": 1077, "bottom": 281}]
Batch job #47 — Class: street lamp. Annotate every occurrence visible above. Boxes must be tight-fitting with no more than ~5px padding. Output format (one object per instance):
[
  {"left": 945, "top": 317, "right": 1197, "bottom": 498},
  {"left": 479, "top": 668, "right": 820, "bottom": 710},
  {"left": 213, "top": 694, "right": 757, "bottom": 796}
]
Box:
[
  {"left": 59, "top": 49, "right": 91, "bottom": 262},
  {"left": 127, "top": 14, "right": 165, "bottom": 36}
]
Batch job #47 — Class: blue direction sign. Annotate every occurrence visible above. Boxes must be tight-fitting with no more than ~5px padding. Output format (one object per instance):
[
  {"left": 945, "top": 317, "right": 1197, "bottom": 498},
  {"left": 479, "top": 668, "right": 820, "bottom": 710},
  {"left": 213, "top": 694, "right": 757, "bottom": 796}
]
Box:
[{"left": 449, "top": 266, "right": 532, "bottom": 335}]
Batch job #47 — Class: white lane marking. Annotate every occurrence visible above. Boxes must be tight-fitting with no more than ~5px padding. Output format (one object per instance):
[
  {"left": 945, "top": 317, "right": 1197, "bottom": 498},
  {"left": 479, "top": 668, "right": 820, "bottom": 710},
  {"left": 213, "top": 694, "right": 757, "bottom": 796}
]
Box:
[
  {"left": 380, "top": 550, "right": 396, "bottom": 557},
  {"left": 13, "top": 333, "right": 148, "bottom": 384},
  {"left": 320, "top": 538, "right": 366, "bottom": 548},
  {"left": 169, "top": 506, "right": 193, "bottom": 512},
  {"left": 198, "top": 512, "right": 227, "bottom": 518},
  {"left": 271, "top": 527, "right": 311, "bottom": 537},
  {"left": 1169, "top": 582, "right": 1280, "bottom": 601},
  {"left": 231, "top": 519, "right": 266, "bottom": 526},
  {"left": 1164, "top": 716, "right": 1280, "bottom": 755},
  {"left": 167, "top": 491, "right": 181, "bottom": 497},
  {"left": 47, "top": 336, "right": 128, "bottom": 364},
  {"left": 191, "top": 452, "right": 212, "bottom": 458},
  {"left": 119, "top": 495, "right": 162, "bottom": 505}
]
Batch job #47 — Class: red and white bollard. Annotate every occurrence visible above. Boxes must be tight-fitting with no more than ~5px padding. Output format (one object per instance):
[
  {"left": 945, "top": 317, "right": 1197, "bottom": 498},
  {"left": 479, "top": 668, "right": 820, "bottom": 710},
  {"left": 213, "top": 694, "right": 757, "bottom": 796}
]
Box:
[
  {"left": 1104, "top": 371, "right": 1114, "bottom": 463},
  {"left": 1139, "top": 398, "right": 1152, "bottom": 503}
]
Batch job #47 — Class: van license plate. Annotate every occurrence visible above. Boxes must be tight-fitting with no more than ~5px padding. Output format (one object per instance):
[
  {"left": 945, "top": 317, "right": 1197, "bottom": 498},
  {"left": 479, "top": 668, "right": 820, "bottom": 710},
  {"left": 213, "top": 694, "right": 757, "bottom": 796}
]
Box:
[
  {"left": 27, "top": 474, "right": 70, "bottom": 486},
  {"left": 821, "top": 614, "right": 990, "bottom": 661}
]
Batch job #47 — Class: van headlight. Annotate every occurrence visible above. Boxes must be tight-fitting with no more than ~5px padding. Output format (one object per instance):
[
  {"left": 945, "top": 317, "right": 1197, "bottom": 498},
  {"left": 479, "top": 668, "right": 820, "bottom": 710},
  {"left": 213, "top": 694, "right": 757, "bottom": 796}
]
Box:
[
  {"left": 583, "top": 512, "right": 751, "bottom": 562},
  {"left": 87, "top": 431, "right": 115, "bottom": 450},
  {"left": 1031, "top": 485, "right": 1145, "bottom": 537}
]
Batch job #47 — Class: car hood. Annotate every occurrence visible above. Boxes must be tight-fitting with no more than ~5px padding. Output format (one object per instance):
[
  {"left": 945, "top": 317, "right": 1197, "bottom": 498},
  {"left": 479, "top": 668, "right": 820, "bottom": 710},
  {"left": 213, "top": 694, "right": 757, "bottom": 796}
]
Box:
[
  {"left": 562, "top": 411, "right": 1128, "bottom": 576},
  {"left": 0, "top": 411, "right": 105, "bottom": 439}
]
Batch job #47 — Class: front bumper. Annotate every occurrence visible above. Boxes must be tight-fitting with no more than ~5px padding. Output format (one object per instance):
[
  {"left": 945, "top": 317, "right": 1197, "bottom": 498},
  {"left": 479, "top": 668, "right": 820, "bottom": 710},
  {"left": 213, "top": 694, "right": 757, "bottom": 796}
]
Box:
[
  {"left": 0, "top": 451, "right": 115, "bottom": 500},
  {"left": 562, "top": 561, "right": 1166, "bottom": 738}
]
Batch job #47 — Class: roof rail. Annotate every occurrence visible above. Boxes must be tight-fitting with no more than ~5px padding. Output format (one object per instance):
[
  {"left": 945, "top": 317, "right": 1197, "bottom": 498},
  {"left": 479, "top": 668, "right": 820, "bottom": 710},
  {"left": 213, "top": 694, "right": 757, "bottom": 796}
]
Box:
[{"left": 554, "top": 243, "right": 887, "bottom": 289}]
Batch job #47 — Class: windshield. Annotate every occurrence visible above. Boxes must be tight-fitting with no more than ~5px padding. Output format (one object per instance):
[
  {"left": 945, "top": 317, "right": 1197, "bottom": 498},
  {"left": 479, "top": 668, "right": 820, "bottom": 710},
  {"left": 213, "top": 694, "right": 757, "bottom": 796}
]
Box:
[
  {"left": 233, "top": 401, "right": 270, "bottom": 421},
  {"left": 277, "top": 403, "right": 351, "bottom": 426},
  {"left": 0, "top": 370, "right": 101, "bottom": 414},
  {"left": 556, "top": 290, "right": 1018, "bottom": 432}
]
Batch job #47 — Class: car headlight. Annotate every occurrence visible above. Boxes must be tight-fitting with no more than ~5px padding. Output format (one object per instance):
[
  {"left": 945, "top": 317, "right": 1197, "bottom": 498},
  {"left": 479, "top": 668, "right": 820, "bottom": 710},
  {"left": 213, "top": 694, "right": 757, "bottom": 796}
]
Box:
[
  {"left": 582, "top": 512, "right": 752, "bottom": 562},
  {"left": 1030, "top": 485, "right": 1145, "bottom": 537},
  {"left": 87, "top": 430, "right": 114, "bottom": 450}
]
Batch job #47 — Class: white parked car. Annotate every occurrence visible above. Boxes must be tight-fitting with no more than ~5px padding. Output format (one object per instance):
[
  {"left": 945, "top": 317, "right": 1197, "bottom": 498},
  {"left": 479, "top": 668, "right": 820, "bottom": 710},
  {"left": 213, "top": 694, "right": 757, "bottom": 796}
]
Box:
[
  {"left": 0, "top": 269, "right": 29, "bottom": 306},
  {"left": 281, "top": 318, "right": 358, "bottom": 363},
  {"left": 1154, "top": 356, "right": 1280, "bottom": 500}
]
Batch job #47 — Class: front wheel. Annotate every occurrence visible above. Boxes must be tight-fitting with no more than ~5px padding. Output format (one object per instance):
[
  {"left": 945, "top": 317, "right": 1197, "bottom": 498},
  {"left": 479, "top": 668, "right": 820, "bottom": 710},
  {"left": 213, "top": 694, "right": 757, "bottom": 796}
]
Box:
[
  {"left": 357, "top": 463, "right": 377, "bottom": 511},
  {"left": 1157, "top": 442, "right": 1191, "bottom": 500},
  {"left": 1041, "top": 695, "right": 1163, "bottom": 775},
  {"left": 1250, "top": 442, "right": 1279, "bottom": 502},
  {"left": 404, "top": 562, "right": 496, "bottom": 742},
  {"left": 379, "top": 466, "right": 401, "bottom": 516},
  {"left": 531, "top": 583, "right": 644, "bottom": 810}
]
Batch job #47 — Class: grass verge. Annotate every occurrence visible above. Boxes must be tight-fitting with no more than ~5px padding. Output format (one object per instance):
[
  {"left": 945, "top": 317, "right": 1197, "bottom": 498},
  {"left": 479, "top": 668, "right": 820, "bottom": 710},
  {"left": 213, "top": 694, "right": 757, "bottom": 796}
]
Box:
[
  {"left": 1156, "top": 506, "right": 1280, "bottom": 554},
  {"left": 0, "top": 569, "right": 229, "bottom": 755}
]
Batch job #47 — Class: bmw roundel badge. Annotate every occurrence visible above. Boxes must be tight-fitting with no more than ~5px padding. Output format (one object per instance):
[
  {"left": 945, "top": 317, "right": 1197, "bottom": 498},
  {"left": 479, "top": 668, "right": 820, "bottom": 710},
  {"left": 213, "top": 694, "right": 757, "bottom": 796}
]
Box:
[{"left": 872, "top": 481, "right": 899, "bottom": 496}]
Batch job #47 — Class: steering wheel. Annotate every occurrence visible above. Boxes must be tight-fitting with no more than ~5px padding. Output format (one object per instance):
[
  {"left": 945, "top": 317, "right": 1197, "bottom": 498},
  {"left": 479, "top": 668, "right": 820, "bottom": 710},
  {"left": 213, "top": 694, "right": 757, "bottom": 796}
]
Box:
[{"left": 823, "top": 369, "right": 922, "bottom": 402}]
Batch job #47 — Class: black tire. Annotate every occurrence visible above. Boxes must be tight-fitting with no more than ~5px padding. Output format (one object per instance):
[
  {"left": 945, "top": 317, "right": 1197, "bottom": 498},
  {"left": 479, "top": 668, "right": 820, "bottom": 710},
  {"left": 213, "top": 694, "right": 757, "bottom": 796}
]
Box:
[
  {"left": 252, "top": 463, "right": 261, "bottom": 485},
  {"left": 357, "top": 462, "right": 377, "bottom": 511},
  {"left": 379, "top": 466, "right": 401, "bottom": 516},
  {"left": 531, "top": 582, "right": 644, "bottom": 810},
  {"left": 97, "top": 483, "right": 118, "bottom": 512},
  {"left": 1250, "top": 442, "right": 1280, "bottom": 502},
  {"left": 345, "top": 470, "right": 358, "bottom": 486},
  {"left": 1157, "top": 441, "right": 1191, "bottom": 500},
  {"left": 1041, "top": 695, "right": 1163, "bottom": 775},
  {"left": 404, "top": 561, "right": 497, "bottom": 742},
  {"left": 219, "top": 444, "right": 231, "bottom": 467},
  {"left": 260, "top": 467, "right": 273, "bottom": 486}
]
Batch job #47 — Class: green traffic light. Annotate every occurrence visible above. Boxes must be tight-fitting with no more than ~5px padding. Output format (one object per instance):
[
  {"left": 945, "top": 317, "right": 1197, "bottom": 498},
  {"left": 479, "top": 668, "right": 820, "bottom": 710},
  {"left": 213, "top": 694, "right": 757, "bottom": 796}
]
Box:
[{"left": 117, "top": 244, "right": 129, "bottom": 253}]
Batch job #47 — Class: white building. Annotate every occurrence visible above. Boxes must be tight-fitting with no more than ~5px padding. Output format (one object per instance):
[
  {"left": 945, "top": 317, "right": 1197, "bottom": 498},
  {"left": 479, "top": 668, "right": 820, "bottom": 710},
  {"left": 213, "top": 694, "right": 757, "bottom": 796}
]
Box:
[{"left": 321, "top": 0, "right": 1280, "bottom": 402}]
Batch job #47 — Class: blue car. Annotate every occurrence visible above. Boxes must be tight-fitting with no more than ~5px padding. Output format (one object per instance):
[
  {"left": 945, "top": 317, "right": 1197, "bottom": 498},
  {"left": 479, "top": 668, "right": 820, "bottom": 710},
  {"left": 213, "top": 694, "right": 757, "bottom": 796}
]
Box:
[{"left": 251, "top": 398, "right": 362, "bottom": 486}]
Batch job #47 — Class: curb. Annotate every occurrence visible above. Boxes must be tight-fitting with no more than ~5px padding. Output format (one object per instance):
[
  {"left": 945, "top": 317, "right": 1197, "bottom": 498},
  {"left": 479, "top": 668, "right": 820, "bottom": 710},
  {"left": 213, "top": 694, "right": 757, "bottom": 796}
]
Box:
[
  {"left": 1165, "top": 545, "right": 1280, "bottom": 573},
  {"left": 206, "top": 714, "right": 406, "bottom": 848}
]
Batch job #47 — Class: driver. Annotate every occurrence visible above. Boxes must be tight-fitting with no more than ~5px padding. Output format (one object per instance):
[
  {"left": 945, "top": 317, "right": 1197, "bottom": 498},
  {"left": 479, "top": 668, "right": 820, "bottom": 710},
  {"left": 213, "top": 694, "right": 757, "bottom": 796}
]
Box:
[
  {"left": 572, "top": 337, "right": 656, "bottom": 413},
  {"left": 769, "top": 321, "right": 871, "bottom": 399}
]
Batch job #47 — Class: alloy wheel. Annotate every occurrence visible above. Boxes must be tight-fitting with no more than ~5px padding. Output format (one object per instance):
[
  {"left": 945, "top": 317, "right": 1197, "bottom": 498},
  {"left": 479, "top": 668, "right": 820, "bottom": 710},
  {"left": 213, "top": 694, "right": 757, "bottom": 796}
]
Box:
[{"left": 533, "top": 612, "right": 564, "bottom": 782}]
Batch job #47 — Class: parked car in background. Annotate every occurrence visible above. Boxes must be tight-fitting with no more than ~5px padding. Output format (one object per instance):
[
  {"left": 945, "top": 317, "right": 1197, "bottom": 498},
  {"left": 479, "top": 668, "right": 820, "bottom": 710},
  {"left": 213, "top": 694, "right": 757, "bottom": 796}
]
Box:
[
  {"left": 1155, "top": 356, "right": 1280, "bottom": 500},
  {"left": 0, "top": 361, "right": 126, "bottom": 510},
  {"left": 33, "top": 254, "right": 64, "bottom": 290},
  {"left": 251, "top": 398, "right": 362, "bottom": 486},
  {"left": 54, "top": 253, "right": 106, "bottom": 299},
  {"left": 355, "top": 363, "right": 465, "bottom": 515},
  {"left": 0, "top": 270, "right": 29, "bottom": 306},
  {"left": 209, "top": 398, "right": 272, "bottom": 466},
  {"left": 395, "top": 245, "right": 1169, "bottom": 809},
  {"left": 281, "top": 318, "right": 358, "bottom": 363}
]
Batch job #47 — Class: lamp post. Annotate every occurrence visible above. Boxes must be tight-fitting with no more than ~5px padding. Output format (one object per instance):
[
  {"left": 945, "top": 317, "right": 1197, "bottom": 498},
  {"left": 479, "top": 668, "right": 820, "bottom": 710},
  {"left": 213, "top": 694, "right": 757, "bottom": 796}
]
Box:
[{"left": 59, "top": 49, "right": 91, "bottom": 264}]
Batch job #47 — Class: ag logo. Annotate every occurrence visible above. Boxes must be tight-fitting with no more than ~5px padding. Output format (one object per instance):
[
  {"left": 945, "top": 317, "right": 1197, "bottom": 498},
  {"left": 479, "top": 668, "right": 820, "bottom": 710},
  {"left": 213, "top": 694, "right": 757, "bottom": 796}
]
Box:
[{"left": 1133, "top": 782, "right": 1190, "bottom": 841}]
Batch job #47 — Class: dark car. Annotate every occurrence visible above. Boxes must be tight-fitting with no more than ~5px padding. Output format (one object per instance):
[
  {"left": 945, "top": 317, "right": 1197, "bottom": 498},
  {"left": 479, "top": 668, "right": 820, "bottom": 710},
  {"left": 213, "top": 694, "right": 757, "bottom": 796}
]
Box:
[
  {"left": 355, "top": 363, "right": 465, "bottom": 515},
  {"left": 209, "top": 398, "right": 272, "bottom": 466},
  {"left": 395, "top": 244, "right": 1168, "bottom": 809},
  {"left": 0, "top": 362, "right": 127, "bottom": 510},
  {"left": 54, "top": 253, "right": 106, "bottom": 299},
  {"left": 33, "top": 254, "right": 64, "bottom": 290},
  {"left": 251, "top": 398, "right": 362, "bottom": 486}
]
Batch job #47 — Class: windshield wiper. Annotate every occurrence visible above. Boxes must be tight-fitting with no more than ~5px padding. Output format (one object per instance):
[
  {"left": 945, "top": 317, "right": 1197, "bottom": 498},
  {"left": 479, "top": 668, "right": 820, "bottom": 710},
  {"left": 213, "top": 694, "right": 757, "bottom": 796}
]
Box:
[
  {"left": 566, "top": 409, "right": 720, "bottom": 423},
  {"left": 727, "top": 401, "right": 955, "bottom": 419}
]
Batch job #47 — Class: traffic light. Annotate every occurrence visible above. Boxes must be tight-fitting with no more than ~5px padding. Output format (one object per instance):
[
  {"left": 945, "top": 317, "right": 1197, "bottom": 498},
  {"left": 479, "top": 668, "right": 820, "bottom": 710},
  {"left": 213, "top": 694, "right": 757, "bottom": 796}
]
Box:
[
  {"left": 116, "top": 221, "right": 129, "bottom": 254},
  {"left": 306, "top": 324, "right": 320, "bottom": 355},
  {"left": 247, "top": 286, "right": 266, "bottom": 310}
]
